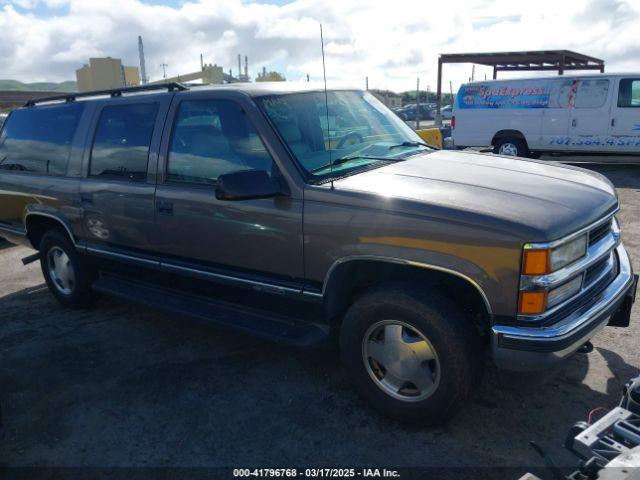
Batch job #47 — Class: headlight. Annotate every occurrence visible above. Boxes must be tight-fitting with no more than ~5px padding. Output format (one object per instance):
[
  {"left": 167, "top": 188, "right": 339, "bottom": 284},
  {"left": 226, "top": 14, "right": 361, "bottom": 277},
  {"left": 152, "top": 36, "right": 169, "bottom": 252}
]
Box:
[
  {"left": 547, "top": 275, "right": 583, "bottom": 308},
  {"left": 522, "top": 234, "right": 587, "bottom": 275},
  {"left": 550, "top": 234, "right": 587, "bottom": 271}
]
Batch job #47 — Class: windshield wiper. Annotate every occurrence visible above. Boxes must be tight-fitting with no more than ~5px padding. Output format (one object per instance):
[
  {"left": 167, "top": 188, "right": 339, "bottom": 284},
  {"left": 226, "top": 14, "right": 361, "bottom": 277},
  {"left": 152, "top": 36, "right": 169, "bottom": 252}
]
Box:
[
  {"left": 310, "top": 155, "right": 391, "bottom": 173},
  {"left": 388, "top": 141, "right": 434, "bottom": 150}
]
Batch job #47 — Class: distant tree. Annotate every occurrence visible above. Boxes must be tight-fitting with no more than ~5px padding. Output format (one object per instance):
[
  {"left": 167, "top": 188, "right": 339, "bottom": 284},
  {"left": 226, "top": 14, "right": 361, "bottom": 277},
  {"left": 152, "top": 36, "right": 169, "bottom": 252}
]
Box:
[{"left": 400, "top": 90, "right": 454, "bottom": 106}]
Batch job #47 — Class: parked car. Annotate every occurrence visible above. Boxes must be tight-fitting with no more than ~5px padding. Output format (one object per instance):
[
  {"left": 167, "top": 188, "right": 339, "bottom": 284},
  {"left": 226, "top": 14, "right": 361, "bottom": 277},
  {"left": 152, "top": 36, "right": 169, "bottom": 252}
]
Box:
[
  {"left": 430, "top": 105, "right": 453, "bottom": 121},
  {"left": 395, "top": 104, "right": 434, "bottom": 121},
  {"left": 452, "top": 73, "right": 640, "bottom": 157},
  {"left": 0, "top": 83, "right": 637, "bottom": 424}
]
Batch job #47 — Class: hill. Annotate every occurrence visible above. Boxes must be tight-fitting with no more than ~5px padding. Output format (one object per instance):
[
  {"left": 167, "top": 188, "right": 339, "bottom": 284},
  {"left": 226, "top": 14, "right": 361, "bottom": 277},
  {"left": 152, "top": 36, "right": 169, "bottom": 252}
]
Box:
[{"left": 0, "top": 79, "right": 77, "bottom": 92}]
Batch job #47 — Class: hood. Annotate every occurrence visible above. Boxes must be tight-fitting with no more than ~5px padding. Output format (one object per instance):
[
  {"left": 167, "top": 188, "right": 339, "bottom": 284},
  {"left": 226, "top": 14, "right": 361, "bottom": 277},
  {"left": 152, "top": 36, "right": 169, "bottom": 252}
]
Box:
[{"left": 331, "top": 150, "right": 618, "bottom": 241}]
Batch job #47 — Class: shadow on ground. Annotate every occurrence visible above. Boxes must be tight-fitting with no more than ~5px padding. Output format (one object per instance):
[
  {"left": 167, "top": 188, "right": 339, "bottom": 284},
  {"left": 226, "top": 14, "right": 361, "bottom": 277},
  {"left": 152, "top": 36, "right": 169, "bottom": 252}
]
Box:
[
  {"left": 563, "top": 163, "right": 640, "bottom": 189},
  {"left": 0, "top": 284, "right": 635, "bottom": 472},
  {"left": 0, "top": 239, "right": 14, "bottom": 251}
]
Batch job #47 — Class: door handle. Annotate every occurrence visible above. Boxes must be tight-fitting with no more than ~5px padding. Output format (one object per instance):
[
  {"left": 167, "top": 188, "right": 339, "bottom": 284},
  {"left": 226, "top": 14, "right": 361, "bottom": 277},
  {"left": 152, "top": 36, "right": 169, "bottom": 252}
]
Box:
[
  {"left": 611, "top": 118, "right": 616, "bottom": 127},
  {"left": 572, "top": 119, "right": 578, "bottom": 127},
  {"left": 80, "top": 193, "right": 93, "bottom": 205},
  {"left": 156, "top": 201, "right": 173, "bottom": 214}
]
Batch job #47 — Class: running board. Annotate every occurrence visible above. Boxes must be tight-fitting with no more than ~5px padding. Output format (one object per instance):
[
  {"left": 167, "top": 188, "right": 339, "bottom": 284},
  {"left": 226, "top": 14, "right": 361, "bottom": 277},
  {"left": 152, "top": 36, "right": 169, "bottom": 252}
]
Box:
[
  {"left": 22, "top": 252, "right": 40, "bottom": 265},
  {"left": 92, "top": 274, "right": 329, "bottom": 347}
]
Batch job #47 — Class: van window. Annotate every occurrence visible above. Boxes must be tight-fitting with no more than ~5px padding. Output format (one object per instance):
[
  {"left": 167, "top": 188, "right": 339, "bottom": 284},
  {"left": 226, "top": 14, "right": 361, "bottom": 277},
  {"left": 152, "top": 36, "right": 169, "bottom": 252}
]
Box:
[
  {"left": 167, "top": 100, "right": 274, "bottom": 185},
  {"left": 618, "top": 79, "right": 640, "bottom": 107},
  {"left": 90, "top": 103, "right": 159, "bottom": 182},
  {"left": 0, "top": 103, "right": 84, "bottom": 175},
  {"left": 575, "top": 79, "right": 609, "bottom": 108}
]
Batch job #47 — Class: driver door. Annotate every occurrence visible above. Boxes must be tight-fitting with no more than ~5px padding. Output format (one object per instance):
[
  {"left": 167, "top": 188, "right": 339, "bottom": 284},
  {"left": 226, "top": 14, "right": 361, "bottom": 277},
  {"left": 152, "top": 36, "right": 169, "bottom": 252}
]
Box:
[{"left": 152, "top": 93, "right": 304, "bottom": 287}]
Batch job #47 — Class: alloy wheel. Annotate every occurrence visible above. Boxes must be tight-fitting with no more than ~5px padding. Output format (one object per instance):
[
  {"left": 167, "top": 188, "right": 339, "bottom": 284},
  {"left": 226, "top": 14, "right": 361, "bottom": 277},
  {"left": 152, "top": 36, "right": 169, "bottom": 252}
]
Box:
[
  {"left": 498, "top": 142, "right": 519, "bottom": 156},
  {"left": 47, "top": 246, "right": 76, "bottom": 295},
  {"left": 362, "top": 320, "right": 440, "bottom": 402}
]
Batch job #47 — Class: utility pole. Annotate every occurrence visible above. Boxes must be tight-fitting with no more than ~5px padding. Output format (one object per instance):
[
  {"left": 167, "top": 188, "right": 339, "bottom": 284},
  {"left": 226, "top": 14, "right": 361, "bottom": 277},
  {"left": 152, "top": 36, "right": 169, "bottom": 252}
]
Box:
[
  {"left": 416, "top": 77, "right": 420, "bottom": 130},
  {"left": 160, "top": 63, "right": 168, "bottom": 79},
  {"left": 449, "top": 80, "right": 454, "bottom": 109},
  {"left": 200, "top": 53, "right": 204, "bottom": 71},
  {"left": 138, "top": 36, "right": 148, "bottom": 84},
  {"left": 365, "top": 76, "right": 369, "bottom": 91}
]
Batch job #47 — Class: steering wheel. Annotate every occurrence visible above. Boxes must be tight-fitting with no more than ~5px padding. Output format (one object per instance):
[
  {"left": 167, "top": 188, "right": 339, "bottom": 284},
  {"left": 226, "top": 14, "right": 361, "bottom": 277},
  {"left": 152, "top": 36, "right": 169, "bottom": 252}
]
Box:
[{"left": 337, "top": 132, "right": 364, "bottom": 149}]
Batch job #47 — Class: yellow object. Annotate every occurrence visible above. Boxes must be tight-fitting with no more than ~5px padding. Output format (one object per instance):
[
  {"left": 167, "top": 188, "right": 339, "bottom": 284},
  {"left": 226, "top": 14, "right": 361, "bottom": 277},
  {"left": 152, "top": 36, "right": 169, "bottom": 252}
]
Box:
[
  {"left": 518, "top": 291, "right": 548, "bottom": 315},
  {"left": 76, "top": 57, "right": 141, "bottom": 92},
  {"left": 416, "top": 128, "right": 443, "bottom": 149},
  {"left": 522, "top": 249, "right": 550, "bottom": 275}
]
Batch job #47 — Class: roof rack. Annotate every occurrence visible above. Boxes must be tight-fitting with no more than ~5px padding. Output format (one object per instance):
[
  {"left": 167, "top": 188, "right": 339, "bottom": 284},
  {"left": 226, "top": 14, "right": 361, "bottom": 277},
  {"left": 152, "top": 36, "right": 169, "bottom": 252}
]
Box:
[{"left": 24, "top": 82, "right": 189, "bottom": 107}]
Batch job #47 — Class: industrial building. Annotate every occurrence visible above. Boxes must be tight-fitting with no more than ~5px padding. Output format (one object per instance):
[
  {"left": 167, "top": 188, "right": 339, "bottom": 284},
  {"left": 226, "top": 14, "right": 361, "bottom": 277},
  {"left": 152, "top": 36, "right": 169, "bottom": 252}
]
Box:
[
  {"left": 369, "top": 89, "right": 402, "bottom": 109},
  {"left": 76, "top": 57, "right": 141, "bottom": 92},
  {"left": 150, "top": 64, "right": 224, "bottom": 85}
]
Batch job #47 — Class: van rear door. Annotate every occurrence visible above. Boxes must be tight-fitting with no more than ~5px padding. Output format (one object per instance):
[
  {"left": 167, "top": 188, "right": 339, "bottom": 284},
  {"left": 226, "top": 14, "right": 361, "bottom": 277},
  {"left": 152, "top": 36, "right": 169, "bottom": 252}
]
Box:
[
  {"left": 567, "top": 78, "right": 613, "bottom": 151},
  {"left": 609, "top": 77, "right": 640, "bottom": 153}
]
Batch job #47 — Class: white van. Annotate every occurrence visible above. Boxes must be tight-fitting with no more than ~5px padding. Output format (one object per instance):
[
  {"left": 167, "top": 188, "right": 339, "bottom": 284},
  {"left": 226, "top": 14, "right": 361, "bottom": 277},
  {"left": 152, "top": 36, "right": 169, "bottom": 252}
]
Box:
[{"left": 452, "top": 73, "right": 640, "bottom": 157}]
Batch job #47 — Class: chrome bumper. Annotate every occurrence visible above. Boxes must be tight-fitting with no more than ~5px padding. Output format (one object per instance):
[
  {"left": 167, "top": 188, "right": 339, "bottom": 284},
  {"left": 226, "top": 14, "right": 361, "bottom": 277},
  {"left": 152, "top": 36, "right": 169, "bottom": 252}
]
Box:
[{"left": 492, "top": 244, "right": 636, "bottom": 371}]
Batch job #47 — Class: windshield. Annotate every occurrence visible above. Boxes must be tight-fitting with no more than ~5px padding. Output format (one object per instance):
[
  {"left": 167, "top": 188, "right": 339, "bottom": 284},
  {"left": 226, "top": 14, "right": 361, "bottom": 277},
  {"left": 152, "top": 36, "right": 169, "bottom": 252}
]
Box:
[{"left": 258, "top": 90, "right": 433, "bottom": 181}]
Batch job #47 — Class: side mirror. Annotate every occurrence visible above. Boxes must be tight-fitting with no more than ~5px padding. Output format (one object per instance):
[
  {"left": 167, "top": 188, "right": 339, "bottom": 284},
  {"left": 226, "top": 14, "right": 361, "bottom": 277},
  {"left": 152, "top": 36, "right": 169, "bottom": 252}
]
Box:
[{"left": 215, "top": 169, "right": 284, "bottom": 201}]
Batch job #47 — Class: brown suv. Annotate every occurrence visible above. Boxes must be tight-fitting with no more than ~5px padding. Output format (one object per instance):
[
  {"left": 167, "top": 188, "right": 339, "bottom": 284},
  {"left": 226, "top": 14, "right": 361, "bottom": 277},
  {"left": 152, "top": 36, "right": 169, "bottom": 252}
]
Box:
[{"left": 0, "top": 82, "right": 636, "bottom": 424}]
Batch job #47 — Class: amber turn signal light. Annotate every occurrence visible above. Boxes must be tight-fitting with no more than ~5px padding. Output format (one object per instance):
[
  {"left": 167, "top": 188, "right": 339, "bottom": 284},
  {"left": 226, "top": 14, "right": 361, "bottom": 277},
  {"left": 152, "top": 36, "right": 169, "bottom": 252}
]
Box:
[
  {"left": 518, "top": 291, "right": 548, "bottom": 315},
  {"left": 522, "top": 249, "right": 550, "bottom": 275}
]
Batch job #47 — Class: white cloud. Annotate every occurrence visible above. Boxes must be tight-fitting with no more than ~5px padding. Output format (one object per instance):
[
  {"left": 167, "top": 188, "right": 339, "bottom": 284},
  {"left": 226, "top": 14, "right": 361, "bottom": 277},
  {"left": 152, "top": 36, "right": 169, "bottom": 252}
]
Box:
[{"left": 0, "top": 0, "right": 638, "bottom": 92}]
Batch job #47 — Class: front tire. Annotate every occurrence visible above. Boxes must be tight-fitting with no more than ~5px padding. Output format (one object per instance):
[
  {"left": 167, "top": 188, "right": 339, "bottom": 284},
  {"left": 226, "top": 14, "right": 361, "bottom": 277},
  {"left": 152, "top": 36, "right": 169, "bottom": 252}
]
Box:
[
  {"left": 494, "top": 138, "right": 529, "bottom": 157},
  {"left": 39, "top": 229, "right": 96, "bottom": 308},
  {"left": 340, "top": 284, "right": 483, "bottom": 424}
]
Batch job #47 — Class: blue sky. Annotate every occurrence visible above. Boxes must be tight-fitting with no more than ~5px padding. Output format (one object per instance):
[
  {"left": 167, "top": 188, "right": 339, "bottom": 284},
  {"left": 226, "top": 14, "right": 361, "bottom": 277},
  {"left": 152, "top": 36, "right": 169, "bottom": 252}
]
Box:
[{"left": 1, "top": 0, "right": 638, "bottom": 91}]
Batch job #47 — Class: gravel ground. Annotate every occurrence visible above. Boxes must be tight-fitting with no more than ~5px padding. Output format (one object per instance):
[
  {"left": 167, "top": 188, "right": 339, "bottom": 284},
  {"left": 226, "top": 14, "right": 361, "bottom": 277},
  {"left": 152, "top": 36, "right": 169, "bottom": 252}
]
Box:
[{"left": 0, "top": 163, "right": 639, "bottom": 478}]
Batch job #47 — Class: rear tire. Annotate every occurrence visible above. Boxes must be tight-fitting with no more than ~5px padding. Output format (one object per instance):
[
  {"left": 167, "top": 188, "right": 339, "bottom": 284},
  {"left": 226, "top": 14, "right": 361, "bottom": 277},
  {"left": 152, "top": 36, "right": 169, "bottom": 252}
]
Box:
[
  {"left": 340, "top": 284, "right": 483, "bottom": 425},
  {"left": 494, "top": 137, "right": 529, "bottom": 157},
  {"left": 39, "top": 229, "right": 96, "bottom": 308}
]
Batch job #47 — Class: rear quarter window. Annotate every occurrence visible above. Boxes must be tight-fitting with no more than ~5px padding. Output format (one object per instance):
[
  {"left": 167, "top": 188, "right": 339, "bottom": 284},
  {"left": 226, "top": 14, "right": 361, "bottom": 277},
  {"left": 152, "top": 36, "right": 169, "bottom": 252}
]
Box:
[{"left": 0, "top": 103, "right": 85, "bottom": 175}]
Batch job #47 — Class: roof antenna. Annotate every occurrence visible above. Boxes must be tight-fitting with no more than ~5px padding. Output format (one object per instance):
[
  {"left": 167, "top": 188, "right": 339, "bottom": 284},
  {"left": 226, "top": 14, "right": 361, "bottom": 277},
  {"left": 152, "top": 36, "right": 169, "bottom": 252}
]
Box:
[{"left": 320, "top": 23, "right": 334, "bottom": 189}]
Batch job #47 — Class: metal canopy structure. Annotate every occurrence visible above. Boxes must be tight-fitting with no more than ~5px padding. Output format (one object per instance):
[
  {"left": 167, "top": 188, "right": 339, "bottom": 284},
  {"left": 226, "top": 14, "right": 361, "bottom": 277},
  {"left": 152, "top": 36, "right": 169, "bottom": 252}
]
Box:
[{"left": 435, "top": 50, "right": 605, "bottom": 125}]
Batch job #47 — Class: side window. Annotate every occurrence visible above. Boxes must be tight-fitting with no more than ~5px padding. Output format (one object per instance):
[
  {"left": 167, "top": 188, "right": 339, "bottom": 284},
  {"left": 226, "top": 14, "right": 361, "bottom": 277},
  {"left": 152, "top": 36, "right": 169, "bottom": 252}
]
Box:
[
  {"left": 618, "top": 79, "right": 640, "bottom": 108},
  {"left": 575, "top": 79, "right": 610, "bottom": 108},
  {"left": 0, "top": 103, "right": 84, "bottom": 174},
  {"left": 90, "top": 103, "right": 159, "bottom": 182},
  {"left": 548, "top": 79, "right": 575, "bottom": 108},
  {"left": 167, "top": 99, "right": 274, "bottom": 185}
]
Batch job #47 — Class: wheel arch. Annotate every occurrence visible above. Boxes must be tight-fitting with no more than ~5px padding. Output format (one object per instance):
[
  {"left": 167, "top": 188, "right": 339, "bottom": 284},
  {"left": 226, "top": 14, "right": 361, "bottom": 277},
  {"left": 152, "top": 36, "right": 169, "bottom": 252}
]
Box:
[
  {"left": 491, "top": 129, "right": 528, "bottom": 147},
  {"left": 24, "top": 212, "right": 76, "bottom": 250},
  {"left": 322, "top": 257, "right": 493, "bottom": 330}
]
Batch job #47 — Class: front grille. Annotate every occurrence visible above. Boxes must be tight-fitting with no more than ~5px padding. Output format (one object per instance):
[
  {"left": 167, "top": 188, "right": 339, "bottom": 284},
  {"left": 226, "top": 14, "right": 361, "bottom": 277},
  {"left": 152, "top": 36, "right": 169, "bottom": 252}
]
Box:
[
  {"left": 584, "top": 253, "right": 612, "bottom": 286},
  {"left": 589, "top": 219, "right": 612, "bottom": 246},
  {"left": 541, "top": 251, "right": 619, "bottom": 326}
]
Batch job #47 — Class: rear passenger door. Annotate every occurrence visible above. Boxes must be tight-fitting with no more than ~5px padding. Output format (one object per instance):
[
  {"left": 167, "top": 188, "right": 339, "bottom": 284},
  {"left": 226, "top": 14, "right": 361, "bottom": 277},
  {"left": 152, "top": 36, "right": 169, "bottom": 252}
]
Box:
[
  {"left": 152, "top": 92, "right": 304, "bottom": 287},
  {"left": 79, "top": 96, "right": 170, "bottom": 251}
]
